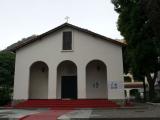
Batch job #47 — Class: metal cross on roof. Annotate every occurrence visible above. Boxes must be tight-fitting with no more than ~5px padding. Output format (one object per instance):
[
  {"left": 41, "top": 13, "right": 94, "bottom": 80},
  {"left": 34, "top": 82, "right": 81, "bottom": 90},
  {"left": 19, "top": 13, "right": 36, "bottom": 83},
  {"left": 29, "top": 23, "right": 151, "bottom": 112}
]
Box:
[{"left": 65, "top": 16, "right": 70, "bottom": 23}]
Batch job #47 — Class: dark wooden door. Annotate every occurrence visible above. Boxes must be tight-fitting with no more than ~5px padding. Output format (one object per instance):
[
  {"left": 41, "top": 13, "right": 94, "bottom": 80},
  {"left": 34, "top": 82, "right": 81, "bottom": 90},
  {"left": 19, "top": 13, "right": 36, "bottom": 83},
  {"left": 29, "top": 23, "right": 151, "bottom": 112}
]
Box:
[{"left": 61, "top": 76, "right": 77, "bottom": 99}]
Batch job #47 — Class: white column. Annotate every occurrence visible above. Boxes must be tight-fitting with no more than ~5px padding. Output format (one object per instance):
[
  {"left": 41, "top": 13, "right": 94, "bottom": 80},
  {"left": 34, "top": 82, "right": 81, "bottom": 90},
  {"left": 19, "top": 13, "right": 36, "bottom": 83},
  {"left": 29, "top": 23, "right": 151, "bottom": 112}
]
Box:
[
  {"left": 77, "top": 65, "right": 86, "bottom": 99},
  {"left": 48, "top": 66, "right": 57, "bottom": 99},
  {"left": 126, "top": 89, "right": 130, "bottom": 99},
  {"left": 26, "top": 67, "right": 30, "bottom": 99}
]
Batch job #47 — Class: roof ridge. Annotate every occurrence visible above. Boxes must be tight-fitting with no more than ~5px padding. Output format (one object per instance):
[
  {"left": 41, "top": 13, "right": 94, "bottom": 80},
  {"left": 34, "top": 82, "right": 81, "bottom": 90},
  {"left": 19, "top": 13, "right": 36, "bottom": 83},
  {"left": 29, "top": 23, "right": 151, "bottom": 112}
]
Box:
[{"left": 5, "top": 23, "right": 126, "bottom": 52}]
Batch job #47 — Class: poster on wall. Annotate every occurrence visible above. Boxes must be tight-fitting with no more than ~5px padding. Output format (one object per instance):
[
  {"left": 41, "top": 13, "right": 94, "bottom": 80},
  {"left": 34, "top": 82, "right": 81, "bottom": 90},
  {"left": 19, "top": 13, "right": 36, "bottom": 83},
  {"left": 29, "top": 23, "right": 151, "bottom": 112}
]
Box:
[{"left": 108, "top": 81, "right": 124, "bottom": 90}]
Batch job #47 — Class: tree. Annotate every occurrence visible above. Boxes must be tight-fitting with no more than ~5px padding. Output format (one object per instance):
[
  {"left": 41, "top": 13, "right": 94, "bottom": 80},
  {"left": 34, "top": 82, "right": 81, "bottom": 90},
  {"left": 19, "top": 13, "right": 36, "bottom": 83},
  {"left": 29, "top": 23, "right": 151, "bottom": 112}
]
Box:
[
  {"left": 142, "top": 0, "right": 160, "bottom": 40},
  {"left": 111, "top": 0, "right": 160, "bottom": 101},
  {"left": 0, "top": 51, "right": 15, "bottom": 105}
]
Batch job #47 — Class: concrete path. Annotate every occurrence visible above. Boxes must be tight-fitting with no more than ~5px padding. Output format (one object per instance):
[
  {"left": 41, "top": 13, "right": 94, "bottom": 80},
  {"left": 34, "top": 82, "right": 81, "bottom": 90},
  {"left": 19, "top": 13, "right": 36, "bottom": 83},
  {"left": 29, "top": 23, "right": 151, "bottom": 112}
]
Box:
[
  {"left": 0, "top": 104, "right": 160, "bottom": 120},
  {"left": 58, "top": 110, "right": 92, "bottom": 119},
  {"left": 58, "top": 104, "right": 160, "bottom": 120},
  {"left": 21, "top": 110, "right": 72, "bottom": 120},
  {"left": 0, "top": 109, "right": 46, "bottom": 120}
]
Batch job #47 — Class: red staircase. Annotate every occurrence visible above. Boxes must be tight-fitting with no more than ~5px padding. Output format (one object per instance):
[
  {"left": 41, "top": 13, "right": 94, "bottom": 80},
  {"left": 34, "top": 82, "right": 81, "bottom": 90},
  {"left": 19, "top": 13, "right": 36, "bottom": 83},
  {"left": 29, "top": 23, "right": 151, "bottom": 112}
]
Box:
[{"left": 14, "top": 99, "right": 119, "bottom": 109}]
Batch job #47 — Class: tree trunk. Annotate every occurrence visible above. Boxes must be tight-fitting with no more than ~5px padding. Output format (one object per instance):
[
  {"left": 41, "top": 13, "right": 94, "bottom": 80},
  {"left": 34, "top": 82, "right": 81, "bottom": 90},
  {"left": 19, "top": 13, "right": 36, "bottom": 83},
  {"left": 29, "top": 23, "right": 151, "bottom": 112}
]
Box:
[
  {"left": 148, "top": 81, "right": 155, "bottom": 101},
  {"left": 146, "top": 72, "right": 157, "bottom": 101},
  {"left": 142, "top": 78, "right": 146, "bottom": 102}
]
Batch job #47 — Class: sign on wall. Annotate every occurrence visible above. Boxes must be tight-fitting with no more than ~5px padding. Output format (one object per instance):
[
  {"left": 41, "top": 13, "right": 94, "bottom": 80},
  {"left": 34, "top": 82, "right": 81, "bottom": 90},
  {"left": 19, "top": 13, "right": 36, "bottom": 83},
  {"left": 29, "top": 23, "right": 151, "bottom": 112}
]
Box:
[{"left": 108, "top": 81, "right": 124, "bottom": 90}]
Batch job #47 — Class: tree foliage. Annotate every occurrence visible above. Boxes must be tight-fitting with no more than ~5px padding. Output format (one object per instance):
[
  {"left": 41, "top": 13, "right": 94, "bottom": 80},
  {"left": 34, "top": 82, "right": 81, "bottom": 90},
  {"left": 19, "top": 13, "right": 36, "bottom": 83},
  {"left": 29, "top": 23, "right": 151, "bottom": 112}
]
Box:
[
  {"left": 0, "top": 51, "right": 15, "bottom": 105},
  {"left": 111, "top": 0, "right": 160, "bottom": 101}
]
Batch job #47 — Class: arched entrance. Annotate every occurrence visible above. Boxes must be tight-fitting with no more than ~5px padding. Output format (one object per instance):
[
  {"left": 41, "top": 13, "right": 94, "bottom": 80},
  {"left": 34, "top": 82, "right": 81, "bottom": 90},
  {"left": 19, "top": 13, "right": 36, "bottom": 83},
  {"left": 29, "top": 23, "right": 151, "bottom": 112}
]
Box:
[
  {"left": 29, "top": 61, "right": 48, "bottom": 99},
  {"left": 86, "top": 60, "right": 107, "bottom": 99},
  {"left": 57, "top": 60, "right": 77, "bottom": 99}
]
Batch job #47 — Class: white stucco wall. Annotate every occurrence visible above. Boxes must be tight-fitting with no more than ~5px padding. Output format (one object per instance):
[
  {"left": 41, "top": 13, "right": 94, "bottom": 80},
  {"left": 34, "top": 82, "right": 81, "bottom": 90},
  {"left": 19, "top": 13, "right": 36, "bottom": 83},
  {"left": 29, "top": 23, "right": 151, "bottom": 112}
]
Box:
[{"left": 13, "top": 27, "right": 124, "bottom": 100}]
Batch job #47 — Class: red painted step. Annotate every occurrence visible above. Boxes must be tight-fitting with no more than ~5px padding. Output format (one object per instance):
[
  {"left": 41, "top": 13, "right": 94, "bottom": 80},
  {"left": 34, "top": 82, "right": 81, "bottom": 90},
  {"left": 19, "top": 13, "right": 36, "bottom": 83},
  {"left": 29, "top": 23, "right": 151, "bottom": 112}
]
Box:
[{"left": 14, "top": 99, "right": 120, "bottom": 108}]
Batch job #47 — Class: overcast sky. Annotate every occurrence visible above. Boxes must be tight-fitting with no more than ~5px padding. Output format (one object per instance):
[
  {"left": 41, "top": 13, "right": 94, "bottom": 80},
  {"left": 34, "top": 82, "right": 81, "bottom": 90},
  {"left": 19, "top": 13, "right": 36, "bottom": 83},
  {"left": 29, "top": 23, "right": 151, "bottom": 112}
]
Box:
[{"left": 0, "top": 0, "right": 123, "bottom": 50}]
